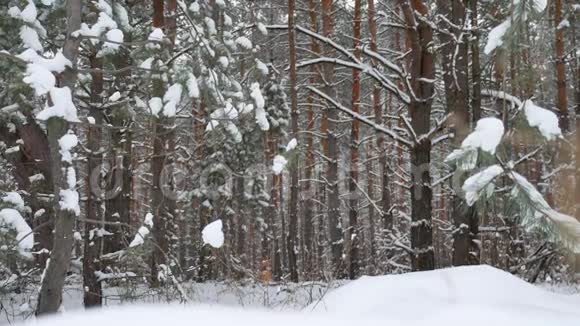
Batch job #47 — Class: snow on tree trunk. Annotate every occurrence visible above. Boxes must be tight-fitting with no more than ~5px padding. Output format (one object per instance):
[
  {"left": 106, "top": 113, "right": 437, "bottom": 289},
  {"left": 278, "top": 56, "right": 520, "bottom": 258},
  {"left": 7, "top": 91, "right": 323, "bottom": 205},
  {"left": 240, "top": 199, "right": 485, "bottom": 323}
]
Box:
[{"left": 36, "top": 0, "right": 82, "bottom": 316}]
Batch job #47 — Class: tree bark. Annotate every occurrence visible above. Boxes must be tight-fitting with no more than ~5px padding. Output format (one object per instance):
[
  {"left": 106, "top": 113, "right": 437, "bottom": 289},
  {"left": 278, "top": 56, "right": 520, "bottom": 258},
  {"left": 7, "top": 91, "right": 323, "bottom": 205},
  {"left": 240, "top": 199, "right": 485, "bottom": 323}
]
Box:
[
  {"left": 36, "top": 0, "right": 82, "bottom": 315},
  {"left": 287, "top": 0, "right": 299, "bottom": 282},
  {"left": 347, "top": 0, "right": 362, "bottom": 280},
  {"left": 83, "top": 53, "right": 104, "bottom": 308},
  {"left": 555, "top": 0, "right": 568, "bottom": 132},
  {"left": 400, "top": 0, "right": 435, "bottom": 271},
  {"left": 438, "top": 0, "right": 477, "bottom": 266},
  {"left": 302, "top": 0, "right": 319, "bottom": 280},
  {"left": 321, "top": 0, "right": 343, "bottom": 278}
]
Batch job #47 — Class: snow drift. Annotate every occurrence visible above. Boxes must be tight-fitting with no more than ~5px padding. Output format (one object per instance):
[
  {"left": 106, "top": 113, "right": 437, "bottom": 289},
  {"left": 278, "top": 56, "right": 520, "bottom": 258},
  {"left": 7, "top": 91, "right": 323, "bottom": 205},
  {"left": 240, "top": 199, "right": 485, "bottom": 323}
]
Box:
[
  {"left": 310, "top": 265, "right": 580, "bottom": 324},
  {"left": 24, "top": 266, "right": 580, "bottom": 326}
]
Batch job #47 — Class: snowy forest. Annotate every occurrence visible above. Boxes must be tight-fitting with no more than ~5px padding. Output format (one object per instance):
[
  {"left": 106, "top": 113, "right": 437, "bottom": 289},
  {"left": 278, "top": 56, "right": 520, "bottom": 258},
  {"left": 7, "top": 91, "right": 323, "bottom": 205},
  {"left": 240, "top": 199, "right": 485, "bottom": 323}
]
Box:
[{"left": 1, "top": 0, "right": 580, "bottom": 323}]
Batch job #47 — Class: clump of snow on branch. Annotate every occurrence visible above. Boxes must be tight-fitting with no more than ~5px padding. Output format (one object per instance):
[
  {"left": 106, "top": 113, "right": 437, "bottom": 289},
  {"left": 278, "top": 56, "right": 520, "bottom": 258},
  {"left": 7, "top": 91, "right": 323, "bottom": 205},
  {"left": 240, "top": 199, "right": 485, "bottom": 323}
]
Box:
[
  {"left": 446, "top": 117, "right": 504, "bottom": 169},
  {"left": 129, "top": 213, "right": 154, "bottom": 247},
  {"left": 58, "top": 133, "right": 78, "bottom": 163},
  {"left": 74, "top": 12, "right": 118, "bottom": 43},
  {"left": 20, "top": 26, "right": 43, "bottom": 52},
  {"left": 484, "top": 0, "right": 548, "bottom": 54},
  {"left": 206, "top": 102, "right": 243, "bottom": 143},
  {"left": 484, "top": 20, "right": 511, "bottom": 54},
  {"left": 147, "top": 28, "right": 165, "bottom": 49},
  {"left": 462, "top": 117, "right": 505, "bottom": 154},
  {"left": 235, "top": 36, "right": 252, "bottom": 50},
  {"left": 109, "top": 91, "right": 121, "bottom": 102},
  {"left": 162, "top": 83, "right": 183, "bottom": 117},
  {"left": 272, "top": 155, "right": 288, "bottom": 175},
  {"left": 0, "top": 208, "right": 33, "bottom": 257},
  {"left": 22, "top": 63, "right": 56, "bottom": 96},
  {"left": 286, "top": 138, "right": 297, "bottom": 152},
  {"left": 2, "top": 192, "right": 25, "bottom": 210},
  {"left": 520, "top": 100, "right": 562, "bottom": 141},
  {"left": 255, "top": 59, "right": 269, "bottom": 76},
  {"left": 18, "top": 49, "right": 72, "bottom": 73},
  {"left": 148, "top": 97, "right": 163, "bottom": 116},
  {"left": 250, "top": 83, "right": 269, "bottom": 131},
  {"left": 463, "top": 165, "right": 504, "bottom": 206},
  {"left": 100, "top": 29, "right": 124, "bottom": 56},
  {"left": 36, "top": 87, "right": 80, "bottom": 122},
  {"left": 202, "top": 219, "right": 224, "bottom": 249},
  {"left": 187, "top": 73, "right": 200, "bottom": 98}
]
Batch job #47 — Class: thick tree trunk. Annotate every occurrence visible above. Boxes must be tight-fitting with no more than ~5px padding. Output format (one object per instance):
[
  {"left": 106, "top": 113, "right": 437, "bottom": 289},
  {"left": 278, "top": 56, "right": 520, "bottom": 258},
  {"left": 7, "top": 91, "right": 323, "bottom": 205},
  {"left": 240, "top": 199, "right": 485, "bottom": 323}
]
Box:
[
  {"left": 36, "top": 0, "right": 82, "bottom": 316},
  {"left": 438, "top": 0, "right": 477, "bottom": 266},
  {"left": 287, "top": 0, "right": 299, "bottom": 282},
  {"left": 400, "top": 0, "right": 435, "bottom": 271}
]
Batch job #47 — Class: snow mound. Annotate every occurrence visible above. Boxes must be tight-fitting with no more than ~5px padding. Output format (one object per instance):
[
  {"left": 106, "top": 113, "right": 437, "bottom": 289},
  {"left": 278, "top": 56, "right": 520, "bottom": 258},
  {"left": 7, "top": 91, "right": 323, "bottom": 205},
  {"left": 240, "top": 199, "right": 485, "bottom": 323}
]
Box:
[
  {"left": 310, "top": 265, "right": 580, "bottom": 324},
  {"left": 202, "top": 219, "right": 224, "bottom": 248}
]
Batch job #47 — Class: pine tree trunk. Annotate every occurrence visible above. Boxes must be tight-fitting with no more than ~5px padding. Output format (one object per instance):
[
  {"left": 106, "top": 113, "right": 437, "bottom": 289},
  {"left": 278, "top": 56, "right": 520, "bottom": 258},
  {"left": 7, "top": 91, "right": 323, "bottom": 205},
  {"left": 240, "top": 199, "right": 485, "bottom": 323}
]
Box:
[
  {"left": 36, "top": 0, "right": 82, "bottom": 315},
  {"left": 302, "top": 0, "right": 320, "bottom": 280},
  {"left": 83, "top": 54, "right": 104, "bottom": 308},
  {"left": 400, "top": 0, "right": 435, "bottom": 271},
  {"left": 321, "top": 0, "right": 343, "bottom": 278},
  {"left": 105, "top": 34, "right": 133, "bottom": 253},
  {"left": 149, "top": 0, "right": 178, "bottom": 287},
  {"left": 438, "top": 0, "right": 476, "bottom": 266},
  {"left": 287, "top": 0, "right": 299, "bottom": 282},
  {"left": 470, "top": 0, "right": 482, "bottom": 124},
  {"left": 555, "top": 0, "right": 568, "bottom": 132},
  {"left": 347, "top": 0, "right": 362, "bottom": 280}
]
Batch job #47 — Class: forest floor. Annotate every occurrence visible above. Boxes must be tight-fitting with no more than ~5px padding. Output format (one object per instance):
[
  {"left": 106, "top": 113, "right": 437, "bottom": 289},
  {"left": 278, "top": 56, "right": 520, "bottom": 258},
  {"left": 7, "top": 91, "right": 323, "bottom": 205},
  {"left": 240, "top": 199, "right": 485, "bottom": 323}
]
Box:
[{"left": 2, "top": 266, "right": 580, "bottom": 325}]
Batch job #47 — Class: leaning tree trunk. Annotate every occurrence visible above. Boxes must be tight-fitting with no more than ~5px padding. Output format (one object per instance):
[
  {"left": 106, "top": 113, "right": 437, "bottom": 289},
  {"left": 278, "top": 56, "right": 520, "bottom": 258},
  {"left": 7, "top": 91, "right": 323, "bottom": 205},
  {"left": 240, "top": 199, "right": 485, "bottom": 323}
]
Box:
[
  {"left": 400, "top": 0, "right": 436, "bottom": 271},
  {"left": 36, "top": 0, "right": 82, "bottom": 316}
]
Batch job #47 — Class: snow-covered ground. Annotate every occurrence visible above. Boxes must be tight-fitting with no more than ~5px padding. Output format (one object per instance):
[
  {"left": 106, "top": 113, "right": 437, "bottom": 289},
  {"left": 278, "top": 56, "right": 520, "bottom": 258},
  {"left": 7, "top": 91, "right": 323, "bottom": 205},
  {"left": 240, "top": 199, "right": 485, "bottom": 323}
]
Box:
[{"left": 3, "top": 266, "right": 580, "bottom": 325}]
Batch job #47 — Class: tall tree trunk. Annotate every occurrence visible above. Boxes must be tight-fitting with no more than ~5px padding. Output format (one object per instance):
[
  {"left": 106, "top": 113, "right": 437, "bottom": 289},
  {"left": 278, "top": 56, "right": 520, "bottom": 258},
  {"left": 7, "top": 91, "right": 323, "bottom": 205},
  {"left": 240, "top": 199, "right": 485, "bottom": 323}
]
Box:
[
  {"left": 36, "top": 0, "right": 82, "bottom": 315},
  {"left": 400, "top": 0, "right": 435, "bottom": 271},
  {"left": 573, "top": 4, "right": 580, "bottom": 221},
  {"left": 150, "top": 0, "right": 177, "bottom": 287},
  {"left": 347, "top": 0, "right": 362, "bottom": 280},
  {"left": 321, "top": 0, "right": 343, "bottom": 278},
  {"left": 105, "top": 31, "right": 133, "bottom": 253},
  {"left": 368, "top": 0, "right": 392, "bottom": 248},
  {"left": 438, "top": 0, "right": 476, "bottom": 266},
  {"left": 555, "top": 0, "right": 568, "bottom": 132},
  {"left": 287, "top": 0, "right": 299, "bottom": 282},
  {"left": 83, "top": 53, "right": 104, "bottom": 308},
  {"left": 471, "top": 0, "right": 482, "bottom": 124},
  {"left": 302, "top": 0, "right": 319, "bottom": 280}
]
